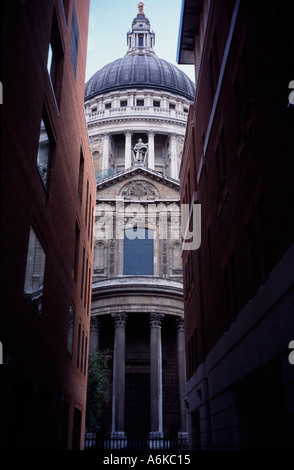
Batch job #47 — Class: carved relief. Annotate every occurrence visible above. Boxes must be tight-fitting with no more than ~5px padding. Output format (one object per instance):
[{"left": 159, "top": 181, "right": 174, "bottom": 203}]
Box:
[
  {"left": 119, "top": 180, "right": 159, "bottom": 200},
  {"left": 162, "top": 240, "right": 168, "bottom": 276},
  {"left": 109, "top": 240, "right": 115, "bottom": 276},
  {"left": 93, "top": 241, "right": 107, "bottom": 275}
]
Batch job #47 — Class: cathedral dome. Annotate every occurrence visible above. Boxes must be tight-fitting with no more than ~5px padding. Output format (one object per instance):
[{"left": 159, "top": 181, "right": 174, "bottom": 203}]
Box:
[{"left": 85, "top": 54, "right": 195, "bottom": 101}]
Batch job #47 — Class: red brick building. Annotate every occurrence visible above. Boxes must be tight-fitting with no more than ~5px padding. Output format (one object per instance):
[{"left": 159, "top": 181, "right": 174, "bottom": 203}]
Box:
[
  {"left": 0, "top": 0, "right": 95, "bottom": 449},
  {"left": 178, "top": 0, "right": 294, "bottom": 449}
]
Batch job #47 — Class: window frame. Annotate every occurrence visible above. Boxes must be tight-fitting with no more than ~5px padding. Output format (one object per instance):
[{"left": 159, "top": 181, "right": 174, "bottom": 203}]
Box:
[
  {"left": 123, "top": 228, "right": 154, "bottom": 276},
  {"left": 37, "top": 114, "right": 54, "bottom": 192},
  {"left": 23, "top": 225, "right": 47, "bottom": 316},
  {"left": 70, "top": 0, "right": 80, "bottom": 78}
]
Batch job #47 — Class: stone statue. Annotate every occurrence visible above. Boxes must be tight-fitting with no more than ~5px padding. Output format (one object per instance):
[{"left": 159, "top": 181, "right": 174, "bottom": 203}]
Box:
[{"left": 132, "top": 138, "right": 148, "bottom": 165}]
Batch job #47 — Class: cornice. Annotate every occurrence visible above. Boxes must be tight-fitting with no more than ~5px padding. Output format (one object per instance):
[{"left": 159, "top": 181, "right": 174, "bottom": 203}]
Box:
[{"left": 87, "top": 115, "right": 187, "bottom": 130}]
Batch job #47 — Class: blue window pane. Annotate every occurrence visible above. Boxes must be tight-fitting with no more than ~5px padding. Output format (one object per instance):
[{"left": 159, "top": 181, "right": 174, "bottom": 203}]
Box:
[{"left": 124, "top": 228, "right": 154, "bottom": 275}]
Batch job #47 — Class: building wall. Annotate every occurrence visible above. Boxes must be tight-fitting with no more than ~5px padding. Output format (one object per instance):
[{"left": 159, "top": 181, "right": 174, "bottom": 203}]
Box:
[
  {"left": 85, "top": 88, "right": 190, "bottom": 180},
  {"left": 0, "top": 0, "right": 95, "bottom": 449},
  {"left": 83, "top": 1, "right": 193, "bottom": 446},
  {"left": 89, "top": 169, "right": 186, "bottom": 440},
  {"left": 178, "top": 0, "right": 294, "bottom": 449}
]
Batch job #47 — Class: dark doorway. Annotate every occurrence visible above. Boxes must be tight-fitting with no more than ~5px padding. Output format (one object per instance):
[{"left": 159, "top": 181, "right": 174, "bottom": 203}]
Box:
[
  {"left": 72, "top": 407, "right": 82, "bottom": 450},
  {"left": 125, "top": 373, "right": 150, "bottom": 439}
]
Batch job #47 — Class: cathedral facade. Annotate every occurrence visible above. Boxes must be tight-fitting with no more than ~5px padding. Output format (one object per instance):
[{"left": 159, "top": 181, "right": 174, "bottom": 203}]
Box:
[{"left": 84, "top": 2, "right": 195, "bottom": 447}]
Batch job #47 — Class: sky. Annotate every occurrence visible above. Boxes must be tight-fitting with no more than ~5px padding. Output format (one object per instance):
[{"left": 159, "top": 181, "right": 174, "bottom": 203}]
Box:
[{"left": 85, "top": 0, "right": 195, "bottom": 83}]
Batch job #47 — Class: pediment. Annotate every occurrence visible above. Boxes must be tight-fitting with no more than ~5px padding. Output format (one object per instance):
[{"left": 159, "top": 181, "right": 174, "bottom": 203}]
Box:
[{"left": 96, "top": 166, "right": 180, "bottom": 201}]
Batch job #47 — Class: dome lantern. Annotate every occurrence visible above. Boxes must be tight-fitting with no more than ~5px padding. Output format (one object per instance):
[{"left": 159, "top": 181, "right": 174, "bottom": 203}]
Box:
[{"left": 127, "top": 1, "right": 155, "bottom": 56}]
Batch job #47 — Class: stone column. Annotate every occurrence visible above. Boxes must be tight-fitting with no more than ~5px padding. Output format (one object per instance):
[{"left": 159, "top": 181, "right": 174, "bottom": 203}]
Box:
[
  {"left": 89, "top": 316, "right": 100, "bottom": 353},
  {"left": 102, "top": 133, "right": 110, "bottom": 170},
  {"left": 169, "top": 133, "right": 178, "bottom": 179},
  {"left": 176, "top": 316, "right": 188, "bottom": 443},
  {"left": 148, "top": 130, "right": 155, "bottom": 170},
  {"left": 124, "top": 130, "right": 133, "bottom": 169},
  {"left": 111, "top": 313, "right": 127, "bottom": 447},
  {"left": 149, "top": 313, "right": 165, "bottom": 447}
]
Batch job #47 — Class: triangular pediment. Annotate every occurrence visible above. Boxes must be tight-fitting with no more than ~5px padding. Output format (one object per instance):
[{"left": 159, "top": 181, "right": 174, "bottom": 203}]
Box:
[{"left": 96, "top": 166, "right": 180, "bottom": 201}]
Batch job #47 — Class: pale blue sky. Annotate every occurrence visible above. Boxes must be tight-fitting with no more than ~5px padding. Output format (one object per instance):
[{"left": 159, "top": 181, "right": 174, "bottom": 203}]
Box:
[{"left": 85, "top": 0, "right": 195, "bottom": 83}]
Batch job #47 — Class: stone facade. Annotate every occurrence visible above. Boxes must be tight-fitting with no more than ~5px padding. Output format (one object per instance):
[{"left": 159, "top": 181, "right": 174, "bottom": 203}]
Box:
[{"left": 84, "top": 2, "right": 195, "bottom": 446}]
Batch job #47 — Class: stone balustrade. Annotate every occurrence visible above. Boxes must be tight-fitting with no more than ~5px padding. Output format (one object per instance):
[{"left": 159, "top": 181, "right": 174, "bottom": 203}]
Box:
[{"left": 86, "top": 105, "right": 188, "bottom": 123}]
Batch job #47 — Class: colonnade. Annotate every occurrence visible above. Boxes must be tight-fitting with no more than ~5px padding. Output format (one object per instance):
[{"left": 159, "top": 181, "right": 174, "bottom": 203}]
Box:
[
  {"left": 100, "top": 131, "right": 179, "bottom": 179},
  {"left": 90, "top": 313, "right": 187, "bottom": 445}
]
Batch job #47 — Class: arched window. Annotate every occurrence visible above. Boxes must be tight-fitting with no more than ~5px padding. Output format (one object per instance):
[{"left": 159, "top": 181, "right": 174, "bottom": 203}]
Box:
[{"left": 123, "top": 228, "right": 154, "bottom": 275}]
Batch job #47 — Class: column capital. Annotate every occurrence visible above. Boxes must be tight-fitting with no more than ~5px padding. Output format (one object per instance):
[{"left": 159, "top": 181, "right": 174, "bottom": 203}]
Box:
[
  {"left": 90, "top": 316, "right": 100, "bottom": 332},
  {"left": 168, "top": 132, "right": 178, "bottom": 139},
  {"left": 124, "top": 129, "right": 133, "bottom": 136},
  {"left": 148, "top": 130, "right": 155, "bottom": 136},
  {"left": 112, "top": 312, "right": 127, "bottom": 328},
  {"left": 149, "top": 313, "right": 165, "bottom": 328},
  {"left": 175, "top": 315, "right": 185, "bottom": 332}
]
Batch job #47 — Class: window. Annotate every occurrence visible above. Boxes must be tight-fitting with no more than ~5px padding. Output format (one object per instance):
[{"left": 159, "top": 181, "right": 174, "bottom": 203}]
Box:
[
  {"left": 169, "top": 103, "right": 176, "bottom": 110},
  {"left": 153, "top": 100, "right": 160, "bottom": 107},
  {"left": 123, "top": 228, "right": 154, "bottom": 275},
  {"left": 138, "top": 35, "right": 144, "bottom": 47},
  {"left": 120, "top": 100, "right": 127, "bottom": 107},
  {"left": 70, "top": 1, "right": 79, "bottom": 77},
  {"left": 87, "top": 265, "right": 91, "bottom": 315},
  {"left": 84, "top": 257, "right": 88, "bottom": 308},
  {"left": 67, "top": 306, "right": 75, "bottom": 357},
  {"left": 73, "top": 222, "right": 80, "bottom": 278},
  {"left": 37, "top": 117, "right": 53, "bottom": 189},
  {"left": 136, "top": 99, "right": 144, "bottom": 107},
  {"left": 80, "top": 329, "right": 84, "bottom": 372},
  {"left": 47, "top": 11, "right": 63, "bottom": 101},
  {"left": 76, "top": 323, "right": 81, "bottom": 368},
  {"left": 88, "top": 194, "right": 92, "bottom": 239},
  {"left": 83, "top": 336, "right": 88, "bottom": 375},
  {"left": 105, "top": 102, "right": 111, "bottom": 109},
  {"left": 47, "top": 44, "right": 53, "bottom": 76},
  {"left": 24, "top": 226, "right": 46, "bottom": 314},
  {"left": 81, "top": 247, "right": 85, "bottom": 299},
  {"left": 78, "top": 150, "right": 84, "bottom": 204},
  {"left": 85, "top": 180, "right": 89, "bottom": 226}
]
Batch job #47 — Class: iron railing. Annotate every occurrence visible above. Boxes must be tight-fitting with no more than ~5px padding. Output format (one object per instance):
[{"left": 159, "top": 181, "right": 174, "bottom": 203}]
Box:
[{"left": 84, "top": 433, "right": 188, "bottom": 451}]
